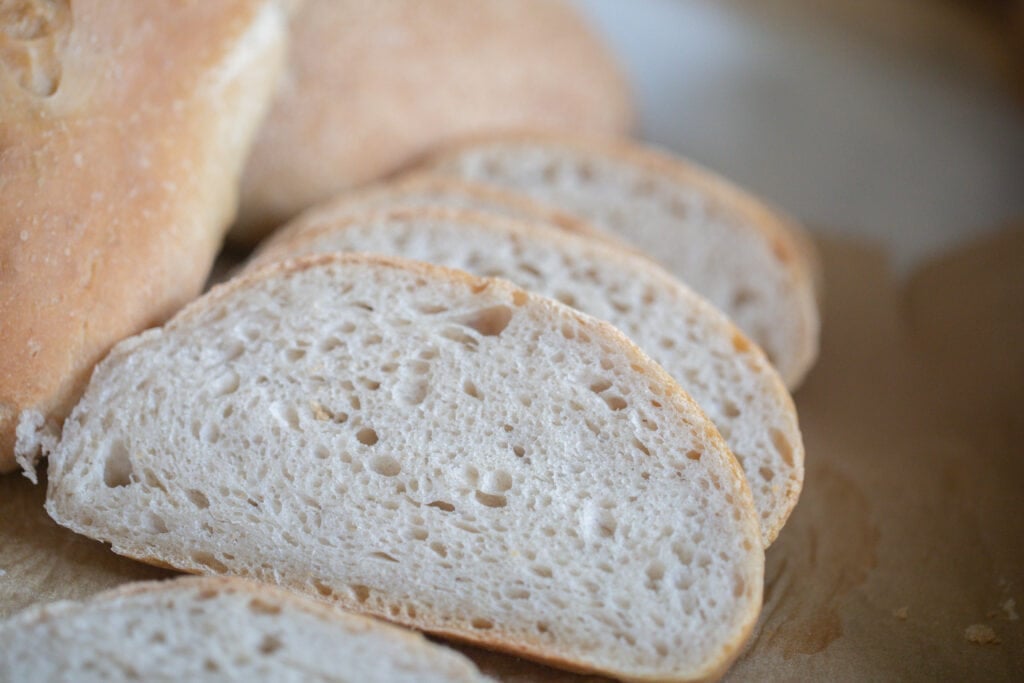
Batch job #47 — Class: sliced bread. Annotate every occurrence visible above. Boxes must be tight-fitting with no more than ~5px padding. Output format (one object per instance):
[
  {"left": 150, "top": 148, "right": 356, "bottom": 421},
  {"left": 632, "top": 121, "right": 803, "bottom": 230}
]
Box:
[
  {"left": 252, "top": 208, "right": 803, "bottom": 546},
  {"left": 418, "top": 133, "right": 820, "bottom": 388},
  {"left": 46, "top": 254, "right": 764, "bottom": 682},
  {"left": 0, "top": 576, "right": 489, "bottom": 682}
]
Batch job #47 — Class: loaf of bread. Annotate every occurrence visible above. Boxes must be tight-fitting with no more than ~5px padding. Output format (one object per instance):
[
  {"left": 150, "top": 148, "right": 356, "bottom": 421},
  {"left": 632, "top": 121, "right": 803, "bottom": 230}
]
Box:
[
  {"left": 233, "top": 0, "right": 632, "bottom": 242},
  {"left": 419, "top": 133, "right": 821, "bottom": 389},
  {"left": 1, "top": 0, "right": 289, "bottom": 476},
  {"left": 46, "top": 254, "right": 764, "bottom": 682},
  {"left": 1, "top": 576, "right": 491, "bottom": 682},
  {"left": 252, "top": 207, "right": 804, "bottom": 546}
]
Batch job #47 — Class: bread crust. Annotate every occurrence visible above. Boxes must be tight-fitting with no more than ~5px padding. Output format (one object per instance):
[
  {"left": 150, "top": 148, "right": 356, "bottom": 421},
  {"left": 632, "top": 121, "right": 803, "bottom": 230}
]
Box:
[
  {"left": 233, "top": 0, "right": 633, "bottom": 242},
  {"left": 0, "top": 0, "right": 288, "bottom": 472},
  {"left": 47, "top": 253, "right": 764, "bottom": 682},
  {"left": 415, "top": 131, "right": 822, "bottom": 389}
]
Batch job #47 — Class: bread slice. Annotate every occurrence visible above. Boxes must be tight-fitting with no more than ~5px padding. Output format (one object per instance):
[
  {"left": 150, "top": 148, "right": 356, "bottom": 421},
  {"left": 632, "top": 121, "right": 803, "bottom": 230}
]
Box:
[
  {"left": 233, "top": 0, "right": 632, "bottom": 242},
  {"left": 0, "top": 576, "right": 490, "bottom": 682},
  {"left": 1, "top": 0, "right": 289, "bottom": 475},
  {"left": 252, "top": 208, "right": 803, "bottom": 546},
  {"left": 417, "top": 133, "right": 820, "bottom": 389},
  {"left": 46, "top": 254, "right": 764, "bottom": 682}
]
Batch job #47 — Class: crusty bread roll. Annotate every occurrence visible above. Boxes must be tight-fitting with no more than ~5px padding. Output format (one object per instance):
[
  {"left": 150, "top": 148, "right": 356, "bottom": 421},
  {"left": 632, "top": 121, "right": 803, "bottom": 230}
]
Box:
[
  {"left": 0, "top": 0, "right": 289, "bottom": 475},
  {"left": 233, "top": 0, "right": 632, "bottom": 243},
  {"left": 1, "top": 576, "right": 491, "bottom": 682},
  {"left": 252, "top": 207, "right": 804, "bottom": 546},
  {"left": 46, "top": 254, "right": 763, "bottom": 682},
  {"left": 419, "top": 133, "right": 821, "bottom": 389}
]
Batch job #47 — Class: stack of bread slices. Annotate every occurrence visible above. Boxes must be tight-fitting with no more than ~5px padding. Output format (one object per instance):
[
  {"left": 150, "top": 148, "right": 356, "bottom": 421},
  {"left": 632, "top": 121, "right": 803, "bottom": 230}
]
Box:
[{"left": 3, "top": 2, "right": 820, "bottom": 682}]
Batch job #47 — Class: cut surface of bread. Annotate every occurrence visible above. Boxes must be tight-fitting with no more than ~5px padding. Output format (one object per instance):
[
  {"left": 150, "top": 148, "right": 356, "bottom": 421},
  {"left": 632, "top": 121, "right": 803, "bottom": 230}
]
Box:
[
  {"left": 234, "top": 0, "right": 632, "bottom": 242},
  {"left": 46, "top": 255, "right": 763, "bottom": 682},
  {"left": 0, "top": 576, "right": 490, "bottom": 682},
  {"left": 253, "top": 208, "right": 803, "bottom": 545},
  {"left": 419, "top": 133, "right": 820, "bottom": 389}
]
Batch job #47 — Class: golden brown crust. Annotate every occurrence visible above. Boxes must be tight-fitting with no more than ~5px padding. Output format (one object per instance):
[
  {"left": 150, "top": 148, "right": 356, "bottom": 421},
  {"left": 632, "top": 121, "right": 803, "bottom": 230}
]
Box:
[
  {"left": 233, "top": 0, "right": 633, "bottom": 243},
  {"left": 415, "top": 130, "right": 822, "bottom": 389},
  {"left": 0, "top": 0, "right": 288, "bottom": 472}
]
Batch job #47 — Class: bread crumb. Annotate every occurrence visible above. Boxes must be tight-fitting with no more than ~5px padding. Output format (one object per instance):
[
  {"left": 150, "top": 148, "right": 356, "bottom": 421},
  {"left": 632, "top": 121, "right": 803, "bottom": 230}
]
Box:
[
  {"left": 1003, "top": 598, "right": 1018, "bottom": 621},
  {"left": 892, "top": 606, "right": 908, "bottom": 620},
  {"left": 964, "top": 624, "right": 1000, "bottom": 645}
]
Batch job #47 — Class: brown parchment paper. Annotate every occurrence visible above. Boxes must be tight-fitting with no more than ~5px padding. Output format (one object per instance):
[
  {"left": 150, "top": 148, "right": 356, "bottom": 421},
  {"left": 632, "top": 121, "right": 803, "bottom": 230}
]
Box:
[{"left": 1, "top": 232, "right": 1022, "bottom": 680}]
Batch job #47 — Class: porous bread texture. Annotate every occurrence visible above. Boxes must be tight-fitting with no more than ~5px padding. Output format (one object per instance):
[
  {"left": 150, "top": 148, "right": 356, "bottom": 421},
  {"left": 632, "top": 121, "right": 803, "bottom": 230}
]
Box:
[
  {"left": 419, "top": 133, "right": 820, "bottom": 389},
  {"left": 234, "top": 0, "right": 633, "bottom": 242},
  {"left": 252, "top": 207, "right": 803, "bottom": 546},
  {"left": 0, "top": 576, "right": 490, "bottom": 682},
  {"left": 46, "top": 254, "right": 764, "bottom": 683}
]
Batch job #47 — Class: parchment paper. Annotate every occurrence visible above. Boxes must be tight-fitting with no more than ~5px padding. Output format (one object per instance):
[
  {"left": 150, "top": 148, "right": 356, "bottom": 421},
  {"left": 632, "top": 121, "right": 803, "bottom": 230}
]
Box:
[{"left": 2, "top": 231, "right": 1021, "bottom": 680}]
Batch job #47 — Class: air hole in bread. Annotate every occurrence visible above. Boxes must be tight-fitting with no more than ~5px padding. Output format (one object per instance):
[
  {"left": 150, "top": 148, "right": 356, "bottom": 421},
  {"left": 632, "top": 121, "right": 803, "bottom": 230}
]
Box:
[
  {"left": 646, "top": 561, "right": 666, "bottom": 589},
  {"left": 142, "top": 511, "right": 168, "bottom": 534},
  {"left": 471, "top": 618, "right": 494, "bottom": 630},
  {"left": 463, "top": 380, "right": 482, "bottom": 400},
  {"left": 284, "top": 348, "right": 306, "bottom": 363},
  {"left": 185, "top": 488, "right": 210, "bottom": 509},
  {"left": 370, "top": 551, "right": 399, "bottom": 563},
  {"left": 318, "top": 336, "right": 343, "bottom": 352},
  {"left": 427, "top": 500, "right": 455, "bottom": 512},
  {"left": 536, "top": 621, "right": 551, "bottom": 634},
  {"left": 512, "top": 445, "right": 526, "bottom": 458},
  {"left": 248, "top": 598, "right": 282, "bottom": 616},
  {"left": 360, "top": 377, "right": 381, "bottom": 391},
  {"left": 686, "top": 450, "right": 702, "bottom": 462},
  {"left": 369, "top": 454, "right": 400, "bottom": 477},
  {"left": 441, "top": 326, "right": 479, "bottom": 350},
  {"left": 458, "top": 305, "right": 513, "bottom": 337},
  {"left": 632, "top": 439, "right": 650, "bottom": 456},
  {"left": 356, "top": 427, "right": 378, "bottom": 446},
  {"left": 102, "top": 439, "right": 133, "bottom": 487},
  {"left": 759, "top": 466, "right": 775, "bottom": 482},
  {"left": 258, "top": 634, "right": 283, "bottom": 655},
  {"left": 430, "top": 542, "right": 448, "bottom": 558},
  {"left": 191, "top": 551, "right": 228, "bottom": 573},
  {"left": 410, "top": 527, "right": 428, "bottom": 541},
  {"left": 417, "top": 303, "right": 449, "bottom": 314},
  {"left": 589, "top": 378, "right": 612, "bottom": 394},
  {"left": 312, "top": 580, "right": 335, "bottom": 598},
  {"left": 603, "top": 395, "right": 627, "bottom": 411},
  {"left": 485, "top": 469, "right": 512, "bottom": 492},
  {"left": 339, "top": 321, "right": 356, "bottom": 333},
  {"left": 560, "top": 323, "right": 574, "bottom": 340},
  {"left": 474, "top": 490, "right": 507, "bottom": 508},
  {"left": 347, "top": 585, "right": 371, "bottom": 603},
  {"left": 532, "top": 565, "right": 553, "bottom": 579},
  {"left": 204, "top": 659, "right": 219, "bottom": 672}
]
